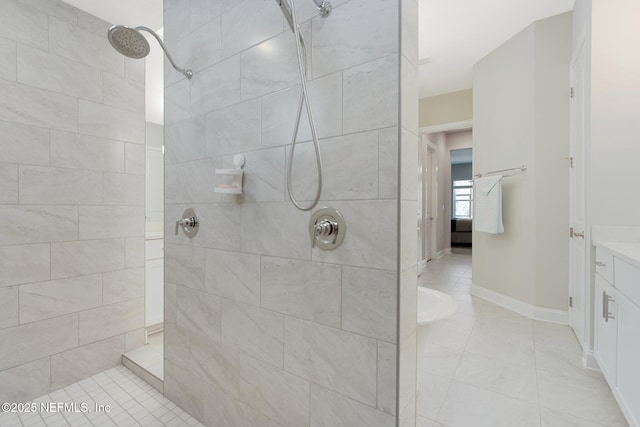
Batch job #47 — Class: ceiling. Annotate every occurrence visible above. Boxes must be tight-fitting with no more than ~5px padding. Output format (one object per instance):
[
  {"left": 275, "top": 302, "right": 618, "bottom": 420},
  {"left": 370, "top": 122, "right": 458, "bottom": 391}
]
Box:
[
  {"left": 419, "top": 0, "right": 575, "bottom": 98},
  {"left": 63, "top": 0, "right": 575, "bottom": 101}
]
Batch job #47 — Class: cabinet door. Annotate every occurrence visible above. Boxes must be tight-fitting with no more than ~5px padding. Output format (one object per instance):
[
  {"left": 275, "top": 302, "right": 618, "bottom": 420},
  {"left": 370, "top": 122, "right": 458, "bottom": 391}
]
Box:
[
  {"left": 595, "top": 275, "right": 617, "bottom": 385},
  {"left": 617, "top": 293, "right": 640, "bottom": 425}
]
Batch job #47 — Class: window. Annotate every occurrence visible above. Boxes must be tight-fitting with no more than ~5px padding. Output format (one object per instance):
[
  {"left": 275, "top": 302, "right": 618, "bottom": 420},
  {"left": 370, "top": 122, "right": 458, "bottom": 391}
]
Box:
[{"left": 453, "top": 180, "right": 473, "bottom": 218}]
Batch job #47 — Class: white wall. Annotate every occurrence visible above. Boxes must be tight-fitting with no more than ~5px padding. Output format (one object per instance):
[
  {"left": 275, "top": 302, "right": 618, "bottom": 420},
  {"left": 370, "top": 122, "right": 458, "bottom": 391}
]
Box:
[
  {"left": 590, "top": 0, "right": 640, "bottom": 226},
  {"left": 473, "top": 13, "right": 571, "bottom": 310}
]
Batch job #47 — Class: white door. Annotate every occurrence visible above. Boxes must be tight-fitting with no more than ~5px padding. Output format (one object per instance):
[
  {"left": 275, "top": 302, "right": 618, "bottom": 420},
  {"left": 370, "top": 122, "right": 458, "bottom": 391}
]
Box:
[
  {"left": 425, "top": 147, "right": 434, "bottom": 262},
  {"left": 568, "top": 37, "right": 587, "bottom": 346}
]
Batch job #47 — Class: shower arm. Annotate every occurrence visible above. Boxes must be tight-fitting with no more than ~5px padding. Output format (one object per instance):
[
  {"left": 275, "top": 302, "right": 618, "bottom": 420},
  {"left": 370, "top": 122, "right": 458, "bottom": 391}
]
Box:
[{"left": 135, "top": 26, "right": 193, "bottom": 79}]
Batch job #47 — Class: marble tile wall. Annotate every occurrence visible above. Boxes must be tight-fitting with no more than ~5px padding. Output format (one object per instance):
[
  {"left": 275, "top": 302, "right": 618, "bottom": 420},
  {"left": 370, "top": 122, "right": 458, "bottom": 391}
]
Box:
[
  {"left": 163, "top": 0, "right": 409, "bottom": 425},
  {"left": 0, "top": 0, "right": 146, "bottom": 402},
  {"left": 398, "top": 0, "right": 420, "bottom": 426}
]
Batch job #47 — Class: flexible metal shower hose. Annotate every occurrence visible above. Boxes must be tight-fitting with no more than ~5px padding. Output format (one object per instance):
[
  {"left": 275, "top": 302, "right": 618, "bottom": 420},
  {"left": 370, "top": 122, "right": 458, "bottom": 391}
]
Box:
[{"left": 286, "top": 0, "right": 324, "bottom": 211}]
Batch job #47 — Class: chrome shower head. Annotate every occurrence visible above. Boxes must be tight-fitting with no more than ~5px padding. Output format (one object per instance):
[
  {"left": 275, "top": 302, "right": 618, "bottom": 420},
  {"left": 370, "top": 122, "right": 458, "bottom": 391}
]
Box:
[
  {"left": 107, "top": 25, "right": 193, "bottom": 79},
  {"left": 108, "top": 25, "right": 150, "bottom": 59}
]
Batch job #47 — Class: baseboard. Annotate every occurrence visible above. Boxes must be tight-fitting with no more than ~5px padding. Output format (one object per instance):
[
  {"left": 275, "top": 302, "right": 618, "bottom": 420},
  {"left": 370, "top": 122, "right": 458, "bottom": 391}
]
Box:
[
  {"left": 418, "top": 260, "right": 428, "bottom": 276},
  {"left": 436, "top": 248, "right": 452, "bottom": 259},
  {"left": 582, "top": 350, "right": 599, "bottom": 370},
  {"left": 471, "top": 284, "right": 569, "bottom": 325}
]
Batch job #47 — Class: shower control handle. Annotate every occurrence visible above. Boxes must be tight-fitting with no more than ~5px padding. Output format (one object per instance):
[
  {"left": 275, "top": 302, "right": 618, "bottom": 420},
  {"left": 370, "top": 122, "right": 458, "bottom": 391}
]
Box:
[
  {"left": 314, "top": 219, "right": 338, "bottom": 239},
  {"left": 175, "top": 208, "right": 199, "bottom": 238},
  {"left": 309, "top": 207, "right": 346, "bottom": 250}
]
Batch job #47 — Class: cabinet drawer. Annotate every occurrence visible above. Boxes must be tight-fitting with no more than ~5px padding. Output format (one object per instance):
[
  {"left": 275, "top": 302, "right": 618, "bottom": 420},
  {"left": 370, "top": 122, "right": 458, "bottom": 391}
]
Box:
[
  {"left": 596, "top": 248, "right": 614, "bottom": 284},
  {"left": 615, "top": 258, "right": 640, "bottom": 308}
]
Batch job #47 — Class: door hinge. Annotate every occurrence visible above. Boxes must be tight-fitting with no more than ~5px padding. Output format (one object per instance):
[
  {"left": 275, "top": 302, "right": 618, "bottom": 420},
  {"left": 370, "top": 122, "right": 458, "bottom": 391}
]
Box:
[
  {"left": 565, "top": 156, "right": 574, "bottom": 168},
  {"left": 570, "top": 87, "right": 575, "bottom": 98},
  {"left": 569, "top": 296, "right": 573, "bottom": 308}
]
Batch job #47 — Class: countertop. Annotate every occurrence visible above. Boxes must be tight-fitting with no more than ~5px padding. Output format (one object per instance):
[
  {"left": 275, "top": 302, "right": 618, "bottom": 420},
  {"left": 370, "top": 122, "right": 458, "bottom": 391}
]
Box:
[{"left": 594, "top": 241, "right": 640, "bottom": 269}]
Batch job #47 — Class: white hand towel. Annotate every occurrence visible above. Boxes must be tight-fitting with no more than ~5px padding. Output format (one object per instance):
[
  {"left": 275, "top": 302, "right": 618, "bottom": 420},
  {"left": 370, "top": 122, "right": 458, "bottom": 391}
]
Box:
[{"left": 474, "top": 175, "right": 504, "bottom": 234}]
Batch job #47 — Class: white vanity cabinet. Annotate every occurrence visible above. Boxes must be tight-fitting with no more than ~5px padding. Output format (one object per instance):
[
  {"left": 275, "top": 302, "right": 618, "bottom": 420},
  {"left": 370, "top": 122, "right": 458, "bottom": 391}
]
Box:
[
  {"left": 594, "top": 274, "right": 617, "bottom": 384},
  {"left": 593, "top": 242, "right": 640, "bottom": 427}
]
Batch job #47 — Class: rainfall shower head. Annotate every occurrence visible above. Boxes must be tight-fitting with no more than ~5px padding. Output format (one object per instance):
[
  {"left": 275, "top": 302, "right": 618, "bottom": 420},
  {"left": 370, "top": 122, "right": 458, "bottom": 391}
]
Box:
[
  {"left": 108, "top": 25, "right": 150, "bottom": 58},
  {"left": 107, "top": 25, "right": 193, "bottom": 80}
]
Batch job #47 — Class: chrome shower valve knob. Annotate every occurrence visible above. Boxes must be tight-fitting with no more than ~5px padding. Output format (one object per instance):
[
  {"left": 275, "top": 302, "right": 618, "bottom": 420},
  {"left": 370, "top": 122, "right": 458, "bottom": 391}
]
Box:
[
  {"left": 309, "top": 207, "right": 346, "bottom": 250},
  {"left": 175, "top": 208, "right": 199, "bottom": 238},
  {"left": 314, "top": 219, "right": 338, "bottom": 238}
]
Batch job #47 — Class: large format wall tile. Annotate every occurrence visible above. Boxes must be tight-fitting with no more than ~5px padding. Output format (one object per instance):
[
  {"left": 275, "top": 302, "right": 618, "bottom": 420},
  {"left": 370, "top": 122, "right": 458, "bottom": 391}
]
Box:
[
  {"left": 50, "top": 131, "right": 125, "bottom": 173},
  {"left": 0, "top": 37, "right": 17, "bottom": 81},
  {"left": 102, "top": 73, "right": 145, "bottom": 113},
  {"left": 49, "top": 17, "right": 123, "bottom": 75},
  {"left": 0, "top": 314, "right": 78, "bottom": 371},
  {"left": 17, "top": 45, "right": 102, "bottom": 101},
  {"left": 78, "top": 298, "right": 144, "bottom": 346},
  {"left": 0, "top": 358, "right": 50, "bottom": 403},
  {"left": 165, "top": 116, "right": 206, "bottom": 165},
  {"left": 103, "top": 268, "right": 145, "bottom": 304},
  {"left": 191, "top": 56, "right": 241, "bottom": 116},
  {"left": 284, "top": 317, "right": 378, "bottom": 406},
  {"left": 165, "top": 244, "right": 206, "bottom": 291},
  {"left": 21, "top": 0, "right": 77, "bottom": 25},
  {"left": 79, "top": 206, "right": 144, "bottom": 239},
  {"left": 206, "top": 99, "right": 261, "bottom": 157},
  {"left": 51, "top": 239, "right": 124, "bottom": 279},
  {"left": 240, "top": 31, "right": 299, "bottom": 100},
  {"left": 312, "top": 0, "right": 398, "bottom": 78},
  {"left": 0, "top": 205, "right": 78, "bottom": 245},
  {"left": 103, "top": 173, "right": 145, "bottom": 206},
  {"left": 176, "top": 18, "right": 222, "bottom": 72},
  {"left": 20, "top": 274, "right": 103, "bottom": 323},
  {"left": 261, "top": 257, "right": 341, "bottom": 327},
  {"left": 0, "top": 244, "right": 50, "bottom": 287},
  {"left": 310, "top": 384, "right": 396, "bottom": 427},
  {"left": 176, "top": 287, "right": 222, "bottom": 342},
  {"left": 205, "top": 382, "right": 273, "bottom": 427},
  {"left": 190, "top": 336, "right": 239, "bottom": 399},
  {"left": 0, "top": 164, "right": 18, "bottom": 204},
  {"left": 221, "top": 0, "right": 283, "bottom": 59},
  {"left": 0, "top": 79, "right": 78, "bottom": 132},
  {"left": 0, "top": 121, "right": 49, "bottom": 166},
  {"left": 238, "top": 147, "right": 286, "bottom": 203},
  {"left": 239, "top": 355, "right": 310, "bottom": 427},
  {"left": 221, "top": 300, "right": 284, "bottom": 367},
  {"left": 50, "top": 335, "right": 124, "bottom": 390},
  {"left": 0, "top": 0, "right": 48, "bottom": 50},
  {"left": 0, "top": 287, "right": 19, "bottom": 329},
  {"left": 79, "top": 100, "right": 146, "bottom": 144},
  {"left": 343, "top": 55, "right": 399, "bottom": 134},
  {"left": 165, "top": 360, "right": 205, "bottom": 422},
  {"left": 342, "top": 267, "right": 397, "bottom": 343},
  {"left": 0, "top": 1, "right": 145, "bottom": 402},
  {"left": 165, "top": 158, "right": 222, "bottom": 205},
  {"left": 312, "top": 200, "right": 397, "bottom": 270},
  {"left": 377, "top": 341, "right": 398, "bottom": 415},
  {"left": 205, "top": 249, "right": 261, "bottom": 306},
  {"left": 287, "top": 131, "right": 379, "bottom": 201},
  {"left": 19, "top": 166, "right": 102, "bottom": 205},
  {"left": 260, "top": 71, "right": 343, "bottom": 148},
  {"left": 241, "top": 203, "right": 310, "bottom": 260},
  {"left": 378, "top": 127, "right": 399, "bottom": 199}
]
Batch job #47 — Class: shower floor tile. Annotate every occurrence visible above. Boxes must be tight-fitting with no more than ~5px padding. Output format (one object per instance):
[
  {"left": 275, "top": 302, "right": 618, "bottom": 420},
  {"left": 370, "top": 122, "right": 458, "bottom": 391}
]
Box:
[{"left": 0, "top": 366, "right": 202, "bottom": 427}]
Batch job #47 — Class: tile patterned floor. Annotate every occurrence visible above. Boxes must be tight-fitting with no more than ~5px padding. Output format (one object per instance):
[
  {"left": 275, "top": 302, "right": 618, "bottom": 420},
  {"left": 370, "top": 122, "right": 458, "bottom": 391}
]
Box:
[
  {"left": 0, "top": 366, "right": 202, "bottom": 427},
  {"left": 417, "top": 254, "right": 629, "bottom": 427}
]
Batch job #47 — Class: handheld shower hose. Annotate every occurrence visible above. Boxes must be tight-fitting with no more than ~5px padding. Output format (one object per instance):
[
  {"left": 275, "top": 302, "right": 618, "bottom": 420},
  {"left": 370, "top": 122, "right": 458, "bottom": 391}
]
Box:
[{"left": 286, "top": 0, "right": 324, "bottom": 211}]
